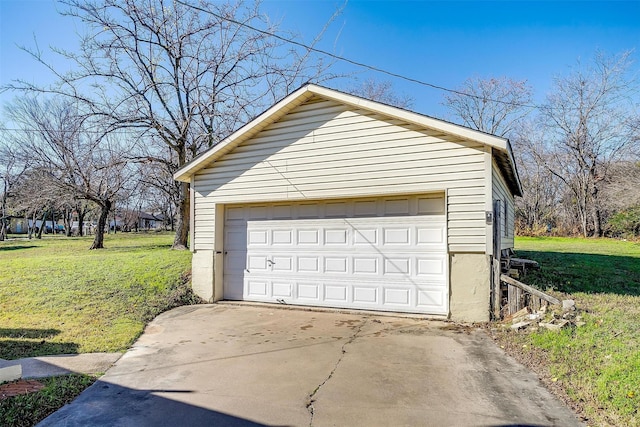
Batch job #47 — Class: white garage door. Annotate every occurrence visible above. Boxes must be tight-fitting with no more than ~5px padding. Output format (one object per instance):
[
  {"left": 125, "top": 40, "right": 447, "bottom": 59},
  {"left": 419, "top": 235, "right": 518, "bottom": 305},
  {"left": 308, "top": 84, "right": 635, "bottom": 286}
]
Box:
[{"left": 223, "top": 195, "right": 448, "bottom": 315}]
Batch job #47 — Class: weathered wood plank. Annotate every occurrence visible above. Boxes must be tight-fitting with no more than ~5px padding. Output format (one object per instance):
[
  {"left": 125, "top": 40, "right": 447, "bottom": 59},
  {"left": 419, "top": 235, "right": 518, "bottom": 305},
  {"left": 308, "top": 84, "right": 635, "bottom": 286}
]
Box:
[{"left": 500, "top": 274, "right": 560, "bottom": 305}]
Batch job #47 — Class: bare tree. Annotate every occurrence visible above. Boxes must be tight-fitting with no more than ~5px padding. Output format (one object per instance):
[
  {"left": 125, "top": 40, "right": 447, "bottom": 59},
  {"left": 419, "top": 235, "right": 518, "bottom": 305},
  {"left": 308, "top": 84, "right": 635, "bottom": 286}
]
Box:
[
  {"left": 443, "top": 76, "right": 533, "bottom": 137},
  {"left": 599, "top": 161, "right": 640, "bottom": 232},
  {"left": 0, "top": 139, "right": 30, "bottom": 240},
  {"left": 539, "top": 51, "right": 638, "bottom": 237},
  {"left": 347, "top": 79, "right": 414, "bottom": 109},
  {"left": 9, "top": 0, "right": 338, "bottom": 249},
  {"left": 6, "top": 97, "right": 137, "bottom": 249},
  {"left": 510, "top": 121, "right": 561, "bottom": 234}
]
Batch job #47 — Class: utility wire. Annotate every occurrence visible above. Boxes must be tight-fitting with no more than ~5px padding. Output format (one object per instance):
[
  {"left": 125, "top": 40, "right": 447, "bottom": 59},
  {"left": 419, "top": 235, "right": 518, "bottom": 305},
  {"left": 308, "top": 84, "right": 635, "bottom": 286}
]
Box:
[{"left": 174, "top": 0, "right": 540, "bottom": 110}]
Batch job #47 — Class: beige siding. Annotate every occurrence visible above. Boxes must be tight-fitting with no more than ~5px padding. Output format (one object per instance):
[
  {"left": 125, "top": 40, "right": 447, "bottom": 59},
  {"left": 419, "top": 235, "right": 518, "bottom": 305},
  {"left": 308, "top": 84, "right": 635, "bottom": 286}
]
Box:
[
  {"left": 193, "top": 97, "right": 490, "bottom": 253},
  {"left": 193, "top": 192, "right": 216, "bottom": 250},
  {"left": 492, "top": 159, "right": 515, "bottom": 250}
]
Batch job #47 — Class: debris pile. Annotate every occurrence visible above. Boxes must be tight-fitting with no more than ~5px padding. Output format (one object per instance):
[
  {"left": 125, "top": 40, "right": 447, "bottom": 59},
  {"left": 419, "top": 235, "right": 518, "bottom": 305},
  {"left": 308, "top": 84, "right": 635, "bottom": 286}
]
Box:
[{"left": 505, "top": 299, "right": 583, "bottom": 332}]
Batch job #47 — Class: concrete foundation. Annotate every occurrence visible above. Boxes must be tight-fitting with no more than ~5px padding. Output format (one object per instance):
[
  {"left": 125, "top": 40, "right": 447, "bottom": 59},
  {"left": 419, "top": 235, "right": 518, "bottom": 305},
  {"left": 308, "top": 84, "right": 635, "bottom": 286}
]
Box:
[
  {"left": 191, "top": 250, "right": 214, "bottom": 302},
  {"left": 449, "top": 253, "right": 491, "bottom": 322},
  {"left": 190, "top": 251, "right": 492, "bottom": 321}
]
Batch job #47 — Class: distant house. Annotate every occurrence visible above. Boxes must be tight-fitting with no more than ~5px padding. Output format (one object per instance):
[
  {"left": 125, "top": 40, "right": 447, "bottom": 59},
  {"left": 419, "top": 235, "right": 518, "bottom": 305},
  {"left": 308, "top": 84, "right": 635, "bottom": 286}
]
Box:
[
  {"left": 174, "top": 84, "right": 522, "bottom": 322},
  {"left": 111, "top": 210, "right": 165, "bottom": 231},
  {"left": 6, "top": 217, "right": 65, "bottom": 234},
  {"left": 132, "top": 211, "right": 164, "bottom": 230},
  {"left": 5, "top": 216, "right": 27, "bottom": 234}
]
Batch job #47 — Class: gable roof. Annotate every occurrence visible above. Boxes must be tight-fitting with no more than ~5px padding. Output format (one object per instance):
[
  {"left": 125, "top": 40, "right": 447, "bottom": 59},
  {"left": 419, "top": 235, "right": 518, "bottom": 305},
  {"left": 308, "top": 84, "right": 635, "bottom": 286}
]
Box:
[{"left": 174, "top": 84, "right": 522, "bottom": 196}]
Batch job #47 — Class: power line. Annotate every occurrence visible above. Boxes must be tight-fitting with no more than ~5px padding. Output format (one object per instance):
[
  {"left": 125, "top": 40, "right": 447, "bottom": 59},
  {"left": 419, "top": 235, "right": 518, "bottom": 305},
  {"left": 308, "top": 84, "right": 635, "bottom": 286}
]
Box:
[
  {"left": 174, "top": 0, "right": 540, "bottom": 110},
  {"left": 0, "top": 127, "right": 146, "bottom": 134}
]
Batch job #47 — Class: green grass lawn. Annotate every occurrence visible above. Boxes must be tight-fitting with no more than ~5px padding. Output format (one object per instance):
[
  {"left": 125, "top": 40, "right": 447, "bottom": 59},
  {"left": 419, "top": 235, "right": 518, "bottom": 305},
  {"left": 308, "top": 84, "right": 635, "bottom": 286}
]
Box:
[
  {"left": 0, "top": 233, "right": 194, "bottom": 360},
  {"left": 0, "top": 374, "right": 97, "bottom": 427},
  {"left": 499, "top": 237, "right": 640, "bottom": 427}
]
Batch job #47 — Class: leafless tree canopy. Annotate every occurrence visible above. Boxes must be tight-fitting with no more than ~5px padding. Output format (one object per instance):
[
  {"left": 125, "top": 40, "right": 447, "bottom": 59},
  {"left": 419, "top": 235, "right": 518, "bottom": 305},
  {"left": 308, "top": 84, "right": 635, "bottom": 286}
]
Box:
[
  {"left": 444, "top": 52, "right": 640, "bottom": 237},
  {"left": 347, "top": 79, "right": 414, "bottom": 109},
  {"left": 537, "top": 51, "right": 638, "bottom": 237},
  {"left": 9, "top": 0, "right": 339, "bottom": 249},
  {"left": 5, "top": 97, "right": 136, "bottom": 248},
  {"left": 443, "top": 76, "right": 533, "bottom": 137}
]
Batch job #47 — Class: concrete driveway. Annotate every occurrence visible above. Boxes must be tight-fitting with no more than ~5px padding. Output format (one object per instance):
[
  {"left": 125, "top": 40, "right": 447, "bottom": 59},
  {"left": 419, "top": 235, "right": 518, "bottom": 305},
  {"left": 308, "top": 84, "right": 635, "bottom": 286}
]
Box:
[{"left": 39, "top": 304, "right": 582, "bottom": 427}]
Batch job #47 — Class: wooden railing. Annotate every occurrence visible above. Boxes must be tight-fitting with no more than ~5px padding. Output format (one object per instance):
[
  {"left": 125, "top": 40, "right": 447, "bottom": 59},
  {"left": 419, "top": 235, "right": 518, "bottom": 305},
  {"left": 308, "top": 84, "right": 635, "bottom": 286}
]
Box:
[{"left": 498, "top": 259, "right": 561, "bottom": 318}]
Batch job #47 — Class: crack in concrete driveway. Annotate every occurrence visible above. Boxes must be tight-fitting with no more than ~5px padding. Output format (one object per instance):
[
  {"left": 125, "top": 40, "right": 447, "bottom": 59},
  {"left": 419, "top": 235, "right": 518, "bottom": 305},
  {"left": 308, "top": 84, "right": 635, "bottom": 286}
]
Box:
[{"left": 306, "top": 319, "right": 366, "bottom": 426}]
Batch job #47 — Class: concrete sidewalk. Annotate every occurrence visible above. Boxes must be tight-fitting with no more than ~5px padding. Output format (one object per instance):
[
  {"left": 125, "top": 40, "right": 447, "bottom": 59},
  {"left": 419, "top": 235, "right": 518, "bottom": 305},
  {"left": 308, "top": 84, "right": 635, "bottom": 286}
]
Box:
[
  {"left": 38, "top": 304, "right": 584, "bottom": 426},
  {"left": 0, "top": 353, "right": 121, "bottom": 381}
]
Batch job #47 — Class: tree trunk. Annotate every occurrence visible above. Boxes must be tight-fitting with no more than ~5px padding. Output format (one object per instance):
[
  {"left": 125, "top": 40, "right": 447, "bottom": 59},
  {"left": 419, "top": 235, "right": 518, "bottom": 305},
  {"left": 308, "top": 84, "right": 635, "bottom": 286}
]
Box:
[
  {"left": 169, "top": 203, "right": 175, "bottom": 232},
  {"left": 90, "top": 200, "right": 112, "bottom": 250},
  {"left": 591, "top": 184, "right": 603, "bottom": 237},
  {"left": 172, "top": 181, "right": 189, "bottom": 250},
  {"left": 0, "top": 178, "right": 7, "bottom": 241},
  {"left": 112, "top": 203, "right": 117, "bottom": 234},
  {"left": 37, "top": 210, "right": 48, "bottom": 239},
  {"left": 77, "top": 204, "right": 85, "bottom": 237},
  {"left": 27, "top": 212, "right": 34, "bottom": 239},
  {"left": 64, "top": 208, "right": 72, "bottom": 237}
]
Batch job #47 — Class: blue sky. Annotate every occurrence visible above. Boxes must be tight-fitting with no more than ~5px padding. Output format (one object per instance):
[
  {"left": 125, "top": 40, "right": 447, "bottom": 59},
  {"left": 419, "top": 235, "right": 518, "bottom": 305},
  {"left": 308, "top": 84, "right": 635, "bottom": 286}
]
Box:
[{"left": 1, "top": 0, "right": 639, "bottom": 119}]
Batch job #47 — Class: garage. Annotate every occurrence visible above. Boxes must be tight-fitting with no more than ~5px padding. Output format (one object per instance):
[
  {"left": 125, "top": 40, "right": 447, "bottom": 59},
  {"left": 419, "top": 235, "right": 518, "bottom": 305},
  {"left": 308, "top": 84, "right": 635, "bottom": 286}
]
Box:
[
  {"left": 174, "top": 84, "right": 523, "bottom": 322},
  {"left": 223, "top": 195, "right": 447, "bottom": 314}
]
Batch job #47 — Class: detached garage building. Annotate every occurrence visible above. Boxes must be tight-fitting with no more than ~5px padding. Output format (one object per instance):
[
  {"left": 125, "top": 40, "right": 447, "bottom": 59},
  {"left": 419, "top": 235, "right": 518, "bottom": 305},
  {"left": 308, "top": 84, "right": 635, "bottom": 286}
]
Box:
[{"left": 174, "top": 84, "right": 522, "bottom": 322}]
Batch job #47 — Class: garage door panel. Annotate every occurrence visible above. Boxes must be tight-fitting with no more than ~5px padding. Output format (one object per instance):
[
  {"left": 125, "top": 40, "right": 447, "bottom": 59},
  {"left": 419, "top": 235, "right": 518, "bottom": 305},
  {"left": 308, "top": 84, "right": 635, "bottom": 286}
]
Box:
[
  {"left": 298, "top": 282, "right": 321, "bottom": 300},
  {"left": 224, "top": 253, "right": 247, "bottom": 274},
  {"left": 225, "top": 276, "right": 244, "bottom": 300},
  {"left": 272, "top": 256, "right": 293, "bottom": 272},
  {"left": 383, "top": 228, "right": 411, "bottom": 245},
  {"left": 223, "top": 194, "right": 448, "bottom": 315},
  {"left": 226, "top": 229, "right": 246, "bottom": 247},
  {"left": 273, "top": 204, "right": 294, "bottom": 218},
  {"left": 384, "top": 199, "right": 410, "bottom": 215},
  {"left": 325, "top": 229, "right": 348, "bottom": 244},
  {"left": 248, "top": 255, "right": 268, "bottom": 271},
  {"left": 384, "top": 288, "right": 411, "bottom": 306},
  {"left": 297, "top": 229, "right": 320, "bottom": 244},
  {"left": 272, "top": 282, "right": 292, "bottom": 297},
  {"left": 417, "top": 289, "right": 446, "bottom": 311},
  {"left": 272, "top": 229, "right": 293, "bottom": 244},
  {"left": 325, "top": 285, "right": 348, "bottom": 302},
  {"left": 326, "top": 202, "right": 348, "bottom": 217},
  {"left": 353, "top": 286, "right": 378, "bottom": 304},
  {"left": 247, "top": 280, "right": 268, "bottom": 297},
  {"left": 417, "top": 227, "right": 446, "bottom": 245},
  {"left": 298, "top": 257, "right": 319, "bottom": 272},
  {"left": 354, "top": 200, "right": 377, "bottom": 216},
  {"left": 226, "top": 206, "right": 245, "bottom": 221},
  {"left": 416, "top": 255, "right": 447, "bottom": 277},
  {"left": 248, "top": 205, "right": 269, "bottom": 219},
  {"left": 354, "top": 229, "right": 377, "bottom": 245},
  {"left": 353, "top": 257, "right": 378, "bottom": 274},
  {"left": 325, "top": 257, "right": 348, "bottom": 273},
  {"left": 383, "top": 258, "right": 411, "bottom": 275}
]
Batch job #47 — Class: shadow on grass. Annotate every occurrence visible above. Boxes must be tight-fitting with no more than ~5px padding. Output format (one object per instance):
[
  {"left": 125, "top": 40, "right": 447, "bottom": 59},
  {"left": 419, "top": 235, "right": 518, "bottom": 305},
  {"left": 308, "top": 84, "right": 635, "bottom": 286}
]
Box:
[
  {"left": 515, "top": 250, "right": 640, "bottom": 296},
  {"left": 0, "top": 328, "right": 79, "bottom": 360},
  {"left": 0, "top": 245, "right": 37, "bottom": 251},
  {"left": 0, "top": 328, "right": 61, "bottom": 339}
]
